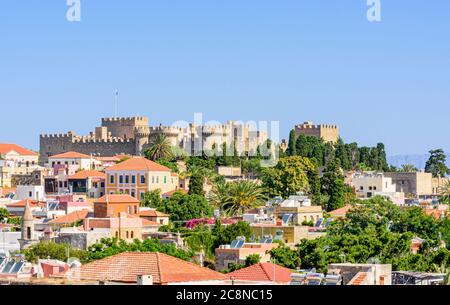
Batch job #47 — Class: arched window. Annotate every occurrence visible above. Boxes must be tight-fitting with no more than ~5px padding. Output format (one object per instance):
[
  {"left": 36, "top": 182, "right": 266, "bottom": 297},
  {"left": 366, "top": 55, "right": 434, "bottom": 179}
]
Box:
[
  {"left": 126, "top": 231, "right": 129, "bottom": 239},
  {"left": 115, "top": 231, "right": 119, "bottom": 238},
  {"left": 27, "top": 227, "right": 31, "bottom": 239},
  {"left": 131, "top": 231, "right": 134, "bottom": 239}
]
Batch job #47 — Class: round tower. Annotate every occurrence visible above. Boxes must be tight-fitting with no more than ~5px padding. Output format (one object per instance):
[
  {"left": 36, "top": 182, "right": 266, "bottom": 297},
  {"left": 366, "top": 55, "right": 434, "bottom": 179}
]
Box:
[{"left": 134, "top": 126, "right": 150, "bottom": 156}]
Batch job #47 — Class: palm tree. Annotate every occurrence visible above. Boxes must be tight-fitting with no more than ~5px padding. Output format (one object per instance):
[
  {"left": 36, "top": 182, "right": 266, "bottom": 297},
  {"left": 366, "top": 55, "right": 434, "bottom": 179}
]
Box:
[
  {"left": 438, "top": 180, "right": 450, "bottom": 203},
  {"left": 400, "top": 164, "right": 418, "bottom": 172},
  {"left": 208, "top": 182, "right": 232, "bottom": 209},
  {"left": 221, "top": 180, "right": 267, "bottom": 216},
  {"left": 433, "top": 263, "right": 450, "bottom": 285},
  {"left": 144, "top": 134, "right": 173, "bottom": 161}
]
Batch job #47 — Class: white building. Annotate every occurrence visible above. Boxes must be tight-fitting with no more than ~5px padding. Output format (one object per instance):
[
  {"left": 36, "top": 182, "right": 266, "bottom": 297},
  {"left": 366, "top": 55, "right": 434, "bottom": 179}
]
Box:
[
  {"left": 15, "top": 185, "right": 45, "bottom": 201},
  {"left": 351, "top": 172, "right": 405, "bottom": 205}
]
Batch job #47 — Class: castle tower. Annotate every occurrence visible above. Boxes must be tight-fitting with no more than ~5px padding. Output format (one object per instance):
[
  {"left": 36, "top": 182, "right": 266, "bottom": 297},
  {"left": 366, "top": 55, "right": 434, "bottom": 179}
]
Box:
[
  {"left": 18, "top": 201, "right": 38, "bottom": 250},
  {"left": 134, "top": 126, "right": 150, "bottom": 156}
]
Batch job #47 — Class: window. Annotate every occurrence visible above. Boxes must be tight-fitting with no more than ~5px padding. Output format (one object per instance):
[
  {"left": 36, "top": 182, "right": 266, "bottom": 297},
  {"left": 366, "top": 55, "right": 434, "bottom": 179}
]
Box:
[
  {"left": 373, "top": 186, "right": 377, "bottom": 190},
  {"left": 369, "top": 186, "right": 373, "bottom": 190},
  {"left": 140, "top": 192, "right": 145, "bottom": 200},
  {"left": 140, "top": 175, "right": 146, "bottom": 184},
  {"left": 160, "top": 219, "right": 164, "bottom": 225},
  {"left": 131, "top": 231, "right": 134, "bottom": 239},
  {"left": 127, "top": 206, "right": 131, "bottom": 214},
  {"left": 101, "top": 182, "right": 105, "bottom": 187},
  {"left": 115, "top": 231, "right": 119, "bottom": 238},
  {"left": 156, "top": 176, "right": 159, "bottom": 183},
  {"left": 134, "top": 206, "right": 138, "bottom": 214},
  {"left": 125, "top": 175, "right": 129, "bottom": 184},
  {"left": 131, "top": 190, "right": 135, "bottom": 198},
  {"left": 131, "top": 175, "right": 136, "bottom": 184},
  {"left": 164, "top": 176, "right": 167, "bottom": 184},
  {"left": 110, "top": 175, "right": 115, "bottom": 184},
  {"left": 119, "top": 175, "right": 123, "bottom": 184},
  {"left": 29, "top": 191, "right": 32, "bottom": 197},
  {"left": 360, "top": 186, "right": 364, "bottom": 190},
  {"left": 126, "top": 231, "right": 129, "bottom": 239},
  {"left": 152, "top": 176, "right": 155, "bottom": 183},
  {"left": 27, "top": 227, "right": 31, "bottom": 239}
]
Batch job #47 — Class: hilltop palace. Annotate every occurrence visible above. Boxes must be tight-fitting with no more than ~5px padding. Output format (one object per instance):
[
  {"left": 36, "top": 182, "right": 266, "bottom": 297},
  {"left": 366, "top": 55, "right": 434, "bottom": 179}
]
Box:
[{"left": 39, "top": 116, "right": 269, "bottom": 164}]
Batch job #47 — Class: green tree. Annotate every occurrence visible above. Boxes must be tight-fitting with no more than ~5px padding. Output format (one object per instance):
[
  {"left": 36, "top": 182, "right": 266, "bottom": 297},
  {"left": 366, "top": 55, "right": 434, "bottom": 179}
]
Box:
[
  {"left": 158, "top": 191, "right": 213, "bottom": 221},
  {"left": 245, "top": 254, "right": 261, "bottom": 266},
  {"left": 144, "top": 134, "right": 174, "bottom": 161},
  {"left": 0, "top": 207, "right": 9, "bottom": 222},
  {"left": 87, "top": 238, "right": 193, "bottom": 262},
  {"left": 287, "top": 129, "right": 297, "bottom": 156},
  {"left": 320, "top": 159, "right": 345, "bottom": 211},
  {"left": 399, "top": 164, "right": 418, "bottom": 172},
  {"left": 188, "top": 170, "right": 205, "bottom": 196},
  {"left": 140, "top": 189, "right": 162, "bottom": 208},
  {"left": 214, "top": 221, "right": 252, "bottom": 249},
  {"left": 220, "top": 181, "right": 267, "bottom": 216},
  {"left": 261, "top": 156, "right": 316, "bottom": 198},
  {"left": 425, "top": 149, "right": 450, "bottom": 178},
  {"left": 269, "top": 245, "right": 301, "bottom": 269},
  {"left": 22, "top": 241, "right": 89, "bottom": 263}
]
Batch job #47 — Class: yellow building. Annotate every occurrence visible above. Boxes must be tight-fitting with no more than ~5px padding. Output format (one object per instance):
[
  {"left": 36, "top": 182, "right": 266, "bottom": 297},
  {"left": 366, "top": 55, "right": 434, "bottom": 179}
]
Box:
[
  {"left": 105, "top": 157, "right": 179, "bottom": 200},
  {"left": 0, "top": 143, "right": 39, "bottom": 188}
]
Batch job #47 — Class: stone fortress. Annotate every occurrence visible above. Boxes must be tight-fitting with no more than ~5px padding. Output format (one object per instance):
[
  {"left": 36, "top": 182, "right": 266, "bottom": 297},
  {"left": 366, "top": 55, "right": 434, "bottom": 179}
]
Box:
[
  {"left": 39, "top": 116, "right": 268, "bottom": 164},
  {"left": 294, "top": 121, "right": 339, "bottom": 144}
]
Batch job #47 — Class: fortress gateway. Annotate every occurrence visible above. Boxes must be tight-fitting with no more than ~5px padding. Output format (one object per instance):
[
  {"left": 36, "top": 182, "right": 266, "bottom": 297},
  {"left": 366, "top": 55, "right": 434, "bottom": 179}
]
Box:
[{"left": 39, "top": 117, "right": 268, "bottom": 164}]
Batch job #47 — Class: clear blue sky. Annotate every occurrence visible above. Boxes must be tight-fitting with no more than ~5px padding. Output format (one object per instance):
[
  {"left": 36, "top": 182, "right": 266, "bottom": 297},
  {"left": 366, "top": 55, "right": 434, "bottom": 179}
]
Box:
[{"left": 1, "top": 1, "right": 449, "bottom": 156}]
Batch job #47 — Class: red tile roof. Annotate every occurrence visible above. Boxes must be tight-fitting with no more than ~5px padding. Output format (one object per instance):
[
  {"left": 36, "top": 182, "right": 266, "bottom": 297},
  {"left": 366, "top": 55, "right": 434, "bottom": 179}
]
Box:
[
  {"left": 69, "top": 170, "right": 106, "bottom": 180},
  {"left": 329, "top": 205, "right": 352, "bottom": 218},
  {"left": 48, "top": 210, "right": 90, "bottom": 225},
  {"left": 162, "top": 189, "right": 187, "bottom": 197},
  {"left": 351, "top": 272, "right": 367, "bottom": 285},
  {"left": 0, "top": 143, "right": 38, "bottom": 156},
  {"left": 49, "top": 151, "right": 93, "bottom": 159},
  {"left": 6, "top": 199, "right": 43, "bottom": 208},
  {"left": 95, "top": 194, "right": 140, "bottom": 204},
  {"left": 56, "top": 252, "right": 226, "bottom": 284},
  {"left": 227, "top": 263, "right": 294, "bottom": 283},
  {"left": 106, "top": 157, "right": 170, "bottom": 172},
  {"left": 138, "top": 210, "right": 169, "bottom": 218}
]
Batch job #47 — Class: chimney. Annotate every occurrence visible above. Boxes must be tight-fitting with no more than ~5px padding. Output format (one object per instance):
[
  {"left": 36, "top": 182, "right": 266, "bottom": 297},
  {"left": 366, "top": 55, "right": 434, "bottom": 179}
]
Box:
[{"left": 137, "top": 275, "right": 153, "bottom": 285}]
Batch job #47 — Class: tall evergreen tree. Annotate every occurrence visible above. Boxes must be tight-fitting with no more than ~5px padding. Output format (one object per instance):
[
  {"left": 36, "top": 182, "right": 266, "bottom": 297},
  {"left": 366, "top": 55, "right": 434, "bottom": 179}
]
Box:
[
  {"left": 287, "top": 129, "right": 297, "bottom": 156},
  {"left": 425, "top": 149, "right": 450, "bottom": 178}
]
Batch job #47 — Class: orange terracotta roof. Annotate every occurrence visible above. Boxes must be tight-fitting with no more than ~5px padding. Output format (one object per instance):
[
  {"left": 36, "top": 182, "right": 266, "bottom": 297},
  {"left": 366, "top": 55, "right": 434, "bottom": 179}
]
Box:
[
  {"left": 106, "top": 157, "right": 170, "bottom": 172},
  {"left": 49, "top": 151, "right": 93, "bottom": 159},
  {"left": 48, "top": 210, "right": 90, "bottom": 225},
  {"left": 127, "top": 214, "right": 161, "bottom": 227},
  {"left": 138, "top": 210, "right": 169, "bottom": 218},
  {"left": 0, "top": 143, "right": 38, "bottom": 156},
  {"left": 424, "top": 209, "right": 447, "bottom": 220},
  {"left": 69, "top": 170, "right": 106, "bottom": 180},
  {"left": 95, "top": 194, "right": 140, "bottom": 204},
  {"left": 162, "top": 189, "right": 187, "bottom": 197},
  {"left": 56, "top": 252, "right": 226, "bottom": 284},
  {"left": 6, "top": 199, "right": 42, "bottom": 208},
  {"left": 329, "top": 205, "right": 352, "bottom": 218},
  {"left": 227, "top": 263, "right": 294, "bottom": 283},
  {"left": 351, "top": 272, "right": 367, "bottom": 285}
]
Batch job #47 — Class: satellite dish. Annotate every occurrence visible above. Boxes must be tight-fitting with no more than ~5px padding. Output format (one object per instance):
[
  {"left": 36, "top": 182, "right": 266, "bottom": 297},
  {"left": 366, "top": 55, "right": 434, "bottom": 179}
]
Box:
[{"left": 68, "top": 257, "right": 82, "bottom": 268}]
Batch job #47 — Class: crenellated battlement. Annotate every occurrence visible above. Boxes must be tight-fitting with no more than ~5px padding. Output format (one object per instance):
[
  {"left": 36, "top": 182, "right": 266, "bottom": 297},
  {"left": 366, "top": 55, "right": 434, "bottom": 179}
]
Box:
[
  {"left": 295, "top": 122, "right": 338, "bottom": 130},
  {"left": 40, "top": 132, "right": 76, "bottom": 139},
  {"left": 72, "top": 137, "right": 134, "bottom": 144},
  {"left": 149, "top": 126, "right": 184, "bottom": 133},
  {"left": 101, "top": 116, "right": 148, "bottom": 123}
]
